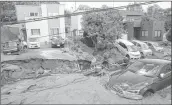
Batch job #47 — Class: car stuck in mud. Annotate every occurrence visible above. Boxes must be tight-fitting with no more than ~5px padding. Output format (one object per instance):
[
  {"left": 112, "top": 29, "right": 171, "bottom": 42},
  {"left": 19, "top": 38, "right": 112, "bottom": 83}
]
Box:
[{"left": 107, "top": 59, "right": 171, "bottom": 100}]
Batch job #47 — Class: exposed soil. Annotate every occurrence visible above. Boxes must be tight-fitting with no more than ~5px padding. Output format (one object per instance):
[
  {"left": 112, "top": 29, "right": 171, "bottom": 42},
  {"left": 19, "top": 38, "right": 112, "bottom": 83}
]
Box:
[{"left": 1, "top": 58, "right": 92, "bottom": 86}]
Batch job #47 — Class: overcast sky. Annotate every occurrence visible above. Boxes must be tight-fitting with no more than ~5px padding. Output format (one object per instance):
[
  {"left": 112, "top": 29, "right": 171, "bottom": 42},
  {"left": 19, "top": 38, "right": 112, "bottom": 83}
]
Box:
[{"left": 60, "top": 2, "right": 171, "bottom": 12}]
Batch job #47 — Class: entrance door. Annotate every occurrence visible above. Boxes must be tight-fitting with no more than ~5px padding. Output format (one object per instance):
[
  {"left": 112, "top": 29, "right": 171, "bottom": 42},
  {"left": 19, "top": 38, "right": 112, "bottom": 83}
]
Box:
[{"left": 134, "top": 27, "right": 141, "bottom": 40}]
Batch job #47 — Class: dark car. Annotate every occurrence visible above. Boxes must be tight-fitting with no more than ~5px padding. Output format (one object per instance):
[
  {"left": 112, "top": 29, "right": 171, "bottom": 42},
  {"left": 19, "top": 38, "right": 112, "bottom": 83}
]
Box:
[
  {"left": 107, "top": 59, "right": 171, "bottom": 100},
  {"left": 51, "top": 36, "right": 65, "bottom": 48}
]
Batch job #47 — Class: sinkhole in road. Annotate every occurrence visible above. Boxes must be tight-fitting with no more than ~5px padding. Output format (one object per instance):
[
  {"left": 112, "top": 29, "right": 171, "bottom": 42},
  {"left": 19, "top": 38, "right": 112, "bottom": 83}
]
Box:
[{"left": 1, "top": 58, "right": 92, "bottom": 86}]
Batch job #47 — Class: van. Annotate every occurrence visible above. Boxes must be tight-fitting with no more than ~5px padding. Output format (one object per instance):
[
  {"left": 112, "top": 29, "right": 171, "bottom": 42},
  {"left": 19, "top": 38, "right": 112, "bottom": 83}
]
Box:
[
  {"left": 28, "top": 38, "right": 40, "bottom": 49},
  {"left": 131, "top": 40, "right": 153, "bottom": 58},
  {"left": 115, "top": 39, "right": 141, "bottom": 59}
]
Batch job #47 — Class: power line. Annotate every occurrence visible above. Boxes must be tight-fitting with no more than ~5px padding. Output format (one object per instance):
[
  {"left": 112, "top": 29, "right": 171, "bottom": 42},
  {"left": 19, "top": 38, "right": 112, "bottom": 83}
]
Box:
[{"left": 2, "top": 1, "right": 160, "bottom": 25}]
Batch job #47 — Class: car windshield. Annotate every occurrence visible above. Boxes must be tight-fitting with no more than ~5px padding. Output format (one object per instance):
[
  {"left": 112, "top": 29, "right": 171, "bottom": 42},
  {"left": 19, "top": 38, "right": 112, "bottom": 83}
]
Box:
[
  {"left": 29, "top": 38, "right": 38, "bottom": 42},
  {"left": 142, "top": 43, "right": 149, "bottom": 50},
  {"left": 127, "top": 45, "right": 138, "bottom": 52},
  {"left": 127, "top": 61, "right": 160, "bottom": 77}
]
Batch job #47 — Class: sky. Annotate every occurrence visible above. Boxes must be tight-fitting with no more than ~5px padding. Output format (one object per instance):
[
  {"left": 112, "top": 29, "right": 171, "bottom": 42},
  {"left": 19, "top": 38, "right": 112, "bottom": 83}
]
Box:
[{"left": 60, "top": 2, "right": 171, "bottom": 12}]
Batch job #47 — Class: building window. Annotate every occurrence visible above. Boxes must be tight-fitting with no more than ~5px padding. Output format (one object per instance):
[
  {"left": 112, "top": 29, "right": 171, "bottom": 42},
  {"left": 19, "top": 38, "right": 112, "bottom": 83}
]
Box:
[
  {"left": 50, "top": 28, "right": 59, "bottom": 35},
  {"left": 142, "top": 30, "right": 148, "bottom": 36},
  {"left": 31, "top": 29, "right": 40, "bottom": 35},
  {"left": 155, "top": 30, "right": 161, "bottom": 37},
  {"left": 30, "top": 12, "right": 38, "bottom": 16}
]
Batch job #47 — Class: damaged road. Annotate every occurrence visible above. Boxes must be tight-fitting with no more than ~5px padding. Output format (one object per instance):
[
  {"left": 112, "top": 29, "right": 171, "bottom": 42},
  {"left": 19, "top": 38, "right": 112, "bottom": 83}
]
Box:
[{"left": 1, "top": 57, "right": 171, "bottom": 104}]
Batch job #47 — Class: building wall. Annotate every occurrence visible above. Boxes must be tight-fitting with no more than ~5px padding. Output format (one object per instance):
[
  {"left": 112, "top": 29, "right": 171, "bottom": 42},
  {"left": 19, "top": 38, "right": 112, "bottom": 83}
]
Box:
[
  {"left": 71, "top": 14, "right": 82, "bottom": 36},
  {"left": 152, "top": 21, "right": 165, "bottom": 41},
  {"left": 126, "top": 22, "right": 134, "bottom": 40},
  {"left": 15, "top": 4, "right": 65, "bottom": 47},
  {"left": 58, "top": 4, "right": 65, "bottom": 39},
  {"left": 139, "top": 19, "right": 153, "bottom": 41},
  {"left": 15, "top": 5, "right": 41, "bottom": 21},
  {"left": 25, "top": 18, "right": 49, "bottom": 44}
]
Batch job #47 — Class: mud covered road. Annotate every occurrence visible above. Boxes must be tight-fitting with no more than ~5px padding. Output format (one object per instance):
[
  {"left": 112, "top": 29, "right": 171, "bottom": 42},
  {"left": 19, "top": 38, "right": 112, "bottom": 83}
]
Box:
[
  {"left": 1, "top": 73, "right": 171, "bottom": 104},
  {"left": 1, "top": 48, "right": 171, "bottom": 104}
]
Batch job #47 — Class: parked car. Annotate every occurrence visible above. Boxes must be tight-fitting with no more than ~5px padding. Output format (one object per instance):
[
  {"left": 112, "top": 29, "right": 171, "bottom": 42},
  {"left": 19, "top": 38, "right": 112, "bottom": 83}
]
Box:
[
  {"left": 108, "top": 59, "right": 171, "bottom": 100},
  {"left": 115, "top": 39, "right": 141, "bottom": 59},
  {"left": 28, "top": 38, "right": 40, "bottom": 49},
  {"left": 51, "top": 36, "right": 65, "bottom": 48},
  {"left": 143, "top": 41, "right": 163, "bottom": 53},
  {"left": 131, "top": 40, "right": 152, "bottom": 58},
  {"left": 3, "top": 40, "right": 27, "bottom": 55}
]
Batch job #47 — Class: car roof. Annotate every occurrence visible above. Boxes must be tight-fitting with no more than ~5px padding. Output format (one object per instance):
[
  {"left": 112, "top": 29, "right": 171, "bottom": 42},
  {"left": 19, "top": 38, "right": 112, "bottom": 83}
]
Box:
[
  {"left": 132, "top": 40, "right": 146, "bottom": 45},
  {"left": 138, "top": 59, "right": 171, "bottom": 65},
  {"left": 143, "top": 41, "right": 157, "bottom": 44},
  {"left": 117, "top": 39, "right": 134, "bottom": 46}
]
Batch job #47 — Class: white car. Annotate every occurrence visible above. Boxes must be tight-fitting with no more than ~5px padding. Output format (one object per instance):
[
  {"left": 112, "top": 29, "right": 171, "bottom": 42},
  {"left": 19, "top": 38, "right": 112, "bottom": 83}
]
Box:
[
  {"left": 131, "top": 40, "right": 153, "bottom": 58},
  {"left": 115, "top": 39, "right": 141, "bottom": 59},
  {"left": 28, "top": 38, "right": 40, "bottom": 49},
  {"left": 143, "top": 41, "right": 163, "bottom": 53}
]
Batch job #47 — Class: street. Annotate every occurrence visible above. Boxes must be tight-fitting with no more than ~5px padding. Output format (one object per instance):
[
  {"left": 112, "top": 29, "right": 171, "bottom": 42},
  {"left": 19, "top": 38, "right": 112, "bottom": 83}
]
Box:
[{"left": 1, "top": 48, "right": 77, "bottom": 62}]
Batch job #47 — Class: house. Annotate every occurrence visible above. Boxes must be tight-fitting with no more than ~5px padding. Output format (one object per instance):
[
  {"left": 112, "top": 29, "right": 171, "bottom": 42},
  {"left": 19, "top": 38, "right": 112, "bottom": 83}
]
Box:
[
  {"left": 15, "top": 4, "right": 65, "bottom": 47},
  {"left": 70, "top": 10, "right": 86, "bottom": 37},
  {"left": 125, "top": 17, "right": 165, "bottom": 41}
]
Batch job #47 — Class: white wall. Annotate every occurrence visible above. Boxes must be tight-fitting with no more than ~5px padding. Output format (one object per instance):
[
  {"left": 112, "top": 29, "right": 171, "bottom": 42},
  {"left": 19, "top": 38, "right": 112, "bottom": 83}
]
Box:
[
  {"left": 58, "top": 4, "right": 66, "bottom": 39},
  {"left": 71, "top": 14, "right": 83, "bottom": 33}
]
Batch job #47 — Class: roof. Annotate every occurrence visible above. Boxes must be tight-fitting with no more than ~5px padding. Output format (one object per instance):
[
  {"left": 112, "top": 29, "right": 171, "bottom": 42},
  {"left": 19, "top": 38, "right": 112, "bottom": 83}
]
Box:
[
  {"left": 138, "top": 59, "right": 171, "bottom": 65},
  {"left": 117, "top": 39, "right": 134, "bottom": 46},
  {"left": 132, "top": 40, "right": 146, "bottom": 45}
]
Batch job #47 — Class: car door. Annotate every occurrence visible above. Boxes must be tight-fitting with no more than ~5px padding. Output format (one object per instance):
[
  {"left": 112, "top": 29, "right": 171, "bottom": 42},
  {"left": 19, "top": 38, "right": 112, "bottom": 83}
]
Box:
[{"left": 153, "top": 64, "right": 171, "bottom": 91}]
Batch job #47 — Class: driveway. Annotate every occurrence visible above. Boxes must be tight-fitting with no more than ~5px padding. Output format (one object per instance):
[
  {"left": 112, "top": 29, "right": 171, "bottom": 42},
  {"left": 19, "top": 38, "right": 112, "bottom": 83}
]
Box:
[{"left": 1, "top": 48, "right": 77, "bottom": 62}]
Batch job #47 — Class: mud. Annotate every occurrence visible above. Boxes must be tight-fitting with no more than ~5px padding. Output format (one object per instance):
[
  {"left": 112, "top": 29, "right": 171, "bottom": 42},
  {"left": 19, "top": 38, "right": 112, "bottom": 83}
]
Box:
[{"left": 1, "top": 58, "right": 92, "bottom": 86}]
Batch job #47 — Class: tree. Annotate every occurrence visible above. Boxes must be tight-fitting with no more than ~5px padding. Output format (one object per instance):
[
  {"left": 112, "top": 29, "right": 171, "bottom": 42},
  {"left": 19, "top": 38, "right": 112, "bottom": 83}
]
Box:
[
  {"left": 163, "top": 8, "right": 171, "bottom": 31},
  {"left": 166, "top": 28, "right": 171, "bottom": 42},
  {"left": 147, "top": 4, "right": 164, "bottom": 20},
  {"left": 81, "top": 5, "right": 124, "bottom": 51}
]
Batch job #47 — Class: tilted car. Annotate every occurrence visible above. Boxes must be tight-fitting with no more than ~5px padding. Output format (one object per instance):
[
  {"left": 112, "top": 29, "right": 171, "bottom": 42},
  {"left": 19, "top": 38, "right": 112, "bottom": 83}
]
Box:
[
  {"left": 144, "top": 41, "right": 163, "bottom": 53},
  {"left": 115, "top": 39, "right": 141, "bottom": 60},
  {"left": 107, "top": 59, "right": 171, "bottom": 100},
  {"left": 131, "top": 40, "right": 152, "bottom": 58}
]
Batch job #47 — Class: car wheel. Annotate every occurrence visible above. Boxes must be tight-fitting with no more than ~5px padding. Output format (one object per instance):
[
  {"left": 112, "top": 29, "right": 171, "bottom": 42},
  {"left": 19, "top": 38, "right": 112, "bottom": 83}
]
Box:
[
  {"left": 143, "top": 90, "right": 154, "bottom": 98},
  {"left": 126, "top": 54, "right": 130, "bottom": 60}
]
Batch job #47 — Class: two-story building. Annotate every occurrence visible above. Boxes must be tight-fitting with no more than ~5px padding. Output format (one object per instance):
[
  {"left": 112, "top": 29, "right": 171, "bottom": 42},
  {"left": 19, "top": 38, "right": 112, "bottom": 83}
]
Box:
[
  {"left": 15, "top": 4, "right": 65, "bottom": 47},
  {"left": 125, "top": 17, "right": 165, "bottom": 41}
]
